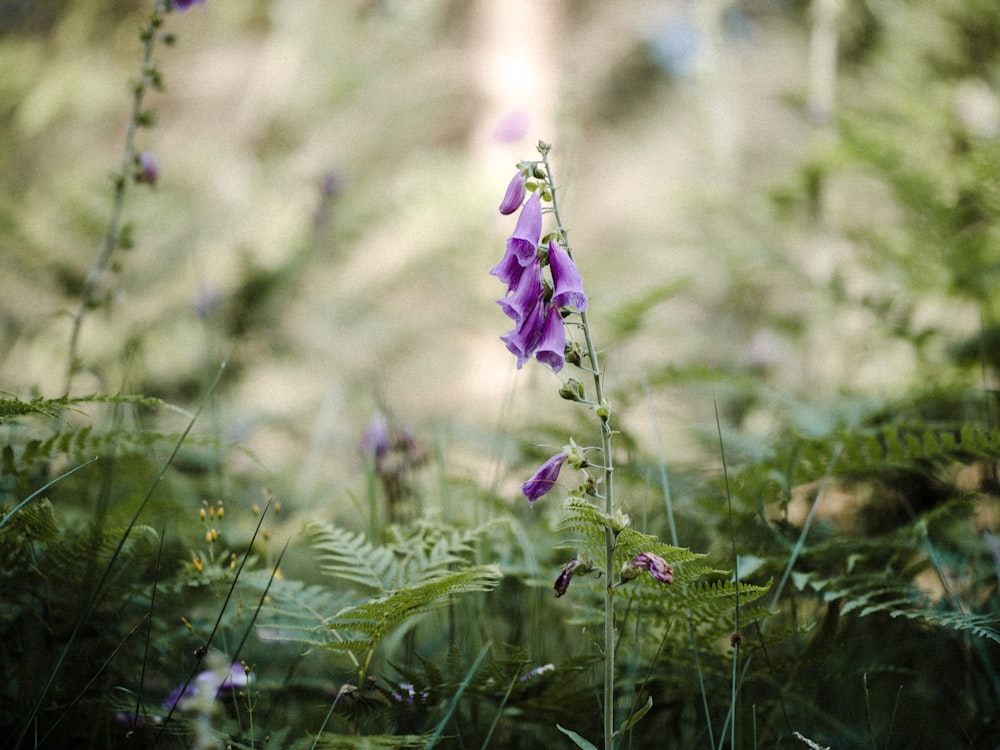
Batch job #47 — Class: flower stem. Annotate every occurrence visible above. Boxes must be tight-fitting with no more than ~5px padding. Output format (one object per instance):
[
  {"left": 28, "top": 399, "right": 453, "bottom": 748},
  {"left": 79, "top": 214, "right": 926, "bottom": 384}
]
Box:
[
  {"left": 64, "top": 0, "right": 169, "bottom": 393},
  {"left": 539, "top": 144, "right": 616, "bottom": 749}
]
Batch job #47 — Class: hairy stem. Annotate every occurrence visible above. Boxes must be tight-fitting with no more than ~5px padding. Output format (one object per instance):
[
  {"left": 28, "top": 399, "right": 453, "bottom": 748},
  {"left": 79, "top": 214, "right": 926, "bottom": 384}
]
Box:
[{"left": 540, "top": 143, "right": 616, "bottom": 749}]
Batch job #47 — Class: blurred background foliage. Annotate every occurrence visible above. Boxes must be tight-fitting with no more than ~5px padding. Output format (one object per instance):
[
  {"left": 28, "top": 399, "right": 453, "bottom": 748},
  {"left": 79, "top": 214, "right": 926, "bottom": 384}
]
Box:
[{"left": 3, "top": 0, "right": 1000, "bottom": 747}]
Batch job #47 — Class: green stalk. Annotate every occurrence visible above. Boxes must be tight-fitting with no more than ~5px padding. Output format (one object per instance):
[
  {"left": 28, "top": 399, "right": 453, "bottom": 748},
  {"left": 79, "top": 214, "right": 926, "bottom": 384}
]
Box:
[
  {"left": 540, "top": 144, "right": 616, "bottom": 749},
  {"left": 65, "top": 0, "right": 170, "bottom": 392}
]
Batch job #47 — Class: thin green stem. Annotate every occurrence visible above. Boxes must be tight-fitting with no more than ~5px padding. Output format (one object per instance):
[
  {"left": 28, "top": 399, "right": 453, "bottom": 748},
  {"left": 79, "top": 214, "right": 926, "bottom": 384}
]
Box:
[
  {"left": 539, "top": 143, "right": 616, "bottom": 750},
  {"left": 64, "top": 0, "right": 169, "bottom": 393}
]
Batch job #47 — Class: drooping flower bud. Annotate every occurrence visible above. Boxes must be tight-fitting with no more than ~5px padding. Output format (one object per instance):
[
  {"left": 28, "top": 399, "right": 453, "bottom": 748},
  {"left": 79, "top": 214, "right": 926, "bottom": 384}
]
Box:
[{"left": 498, "top": 171, "right": 527, "bottom": 215}]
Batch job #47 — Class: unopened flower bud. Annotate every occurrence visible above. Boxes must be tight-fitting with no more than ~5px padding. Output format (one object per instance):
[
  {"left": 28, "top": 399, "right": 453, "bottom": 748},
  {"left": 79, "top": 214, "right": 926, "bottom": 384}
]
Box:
[
  {"left": 498, "top": 171, "right": 527, "bottom": 215},
  {"left": 559, "top": 379, "right": 587, "bottom": 402}
]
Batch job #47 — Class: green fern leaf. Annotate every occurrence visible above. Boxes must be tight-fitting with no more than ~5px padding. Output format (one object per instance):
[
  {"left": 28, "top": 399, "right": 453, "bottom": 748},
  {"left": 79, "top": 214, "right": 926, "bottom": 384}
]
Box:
[{"left": 322, "top": 566, "right": 501, "bottom": 655}]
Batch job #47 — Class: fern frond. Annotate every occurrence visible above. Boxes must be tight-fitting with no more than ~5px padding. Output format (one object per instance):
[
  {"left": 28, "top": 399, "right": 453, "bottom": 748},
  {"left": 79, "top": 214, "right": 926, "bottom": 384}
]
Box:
[
  {"left": 250, "top": 575, "right": 355, "bottom": 650},
  {"left": 307, "top": 522, "right": 397, "bottom": 592},
  {"left": 0, "top": 392, "right": 175, "bottom": 423},
  {"left": 322, "top": 566, "right": 501, "bottom": 655}
]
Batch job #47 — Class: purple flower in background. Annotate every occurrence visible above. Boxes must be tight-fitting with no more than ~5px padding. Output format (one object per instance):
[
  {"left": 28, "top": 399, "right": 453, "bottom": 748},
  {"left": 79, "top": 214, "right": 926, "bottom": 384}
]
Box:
[
  {"left": 172, "top": 0, "right": 205, "bottom": 11},
  {"left": 137, "top": 151, "right": 159, "bottom": 185},
  {"left": 627, "top": 552, "right": 674, "bottom": 584},
  {"left": 533, "top": 305, "right": 566, "bottom": 373},
  {"left": 548, "top": 241, "right": 588, "bottom": 311},
  {"left": 499, "top": 171, "right": 527, "bottom": 215},
  {"left": 165, "top": 664, "right": 250, "bottom": 712},
  {"left": 506, "top": 191, "right": 542, "bottom": 266},
  {"left": 497, "top": 257, "right": 543, "bottom": 324},
  {"left": 493, "top": 110, "right": 530, "bottom": 143},
  {"left": 554, "top": 558, "right": 580, "bottom": 597},
  {"left": 360, "top": 414, "right": 391, "bottom": 459},
  {"left": 521, "top": 451, "right": 567, "bottom": 503}
]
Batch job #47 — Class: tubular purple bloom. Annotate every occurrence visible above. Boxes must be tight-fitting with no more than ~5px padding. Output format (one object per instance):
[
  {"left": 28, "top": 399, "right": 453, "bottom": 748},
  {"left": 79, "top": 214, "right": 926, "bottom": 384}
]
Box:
[
  {"left": 533, "top": 305, "right": 566, "bottom": 373},
  {"left": 172, "top": 0, "right": 205, "bottom": 11},
  {"left": 501, "top": 296, "right": 546, "bottom": 368},
  {"left": 497, "top": 258, "right": 543, "bottom": 324},
  {"left": 521, "top": 451, "right": 567, "bottom": 503},
  {"left": 506, "top": 191, "right": 542, "bottom": 266},
  {"left": 489, "top": 246, "right": 526, "bottom": 292},
  {"left": 628, "top": 552, "right": 674, "bottom": 584},
  {"left": 554, "top": 557, "right": 580, "bottom": 597},
  {"left": 548, "top": 241, "right": 588, "bottom": 311},
  {"left": 499, "top": 171, "right": 527, "bottom": 215}
]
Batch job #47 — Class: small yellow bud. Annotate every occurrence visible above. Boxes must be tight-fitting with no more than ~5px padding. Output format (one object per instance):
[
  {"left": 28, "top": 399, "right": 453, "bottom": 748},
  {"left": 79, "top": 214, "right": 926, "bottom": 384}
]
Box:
[{"left": 192, "top": 558, "right": 203, "bottom": 573}]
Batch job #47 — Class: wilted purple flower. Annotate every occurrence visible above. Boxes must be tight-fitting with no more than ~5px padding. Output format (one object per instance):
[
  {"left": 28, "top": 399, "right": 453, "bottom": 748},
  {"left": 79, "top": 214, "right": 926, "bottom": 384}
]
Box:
[
  {"left": 533, "top": 305, "right": 566, "bottom": 373},
  {"left": 521, "top": 451, "right": 567, "bottom": 503},
  {"left": 627, "top": 552, "right": 674, "bottom": 584},
  {"left": 499, "top": 171, "right": 527, "bottom": 215},
  {"left": 506, "top": 191, "right": 542, "bottom": 266},
  {"left": 501, "top": 295, "right": 546, "bottom": 368},
  {"left": 548, "top": 241, "right": 588, "bottom": 311},
  {"left": 554, "top": 558, "right": 580, "bottom": 597},
  {"left": 497, "top": 257, "right": 543, "bottom": 324},
  {"left": 172, "top": 0, "right": 205, "bottom": 11},
  {"left": 137, "top": 151, "right": 159, "bottom": 185}
]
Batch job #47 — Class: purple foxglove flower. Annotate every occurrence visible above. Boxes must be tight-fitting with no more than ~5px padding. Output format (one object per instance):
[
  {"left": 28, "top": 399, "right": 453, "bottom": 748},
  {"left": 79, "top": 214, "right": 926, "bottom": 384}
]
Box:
[
  {"left": 533, "top": 304, "right": 566, "bottom": 373},
  {"left": 553, "top": 557, "right": 580, "bottom": 597},
  {"left": 497, "top": 258, "right": 543, "bottom": 324},
  {"left": 548, "top": 241, "right": 588, "bottom": 311},
  {"left": 499, "top": 171, "right": 527, "bottom": 214},
  {"left": 521, "top": 451, "right": 567, "bottom": 503},
  {"left": 501, "top": 295, "right": 546, "bottom": 368},
  {"left": 489, "top": 248, "right": 526, "bottom": 293},
  {"left": 173, "top": 0, "right": 205, "bottom": 11},
  {"left": 627, "top": 552, "right": 674, "bottom": 584},
  {"left": 506, "top": 191, "right": 542, "bottom": 266}
]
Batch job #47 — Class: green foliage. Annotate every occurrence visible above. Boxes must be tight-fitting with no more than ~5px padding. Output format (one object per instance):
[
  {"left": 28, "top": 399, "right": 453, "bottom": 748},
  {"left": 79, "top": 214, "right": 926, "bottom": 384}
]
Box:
[
  {"left": 560, "top": 497, "right": 772, "bottom": 641},
  {"left": 321, "top": 566, "right": 501, "bottom": 658},
  {"left": 304, "top": 520, "right": 501, "bottom": 679}
]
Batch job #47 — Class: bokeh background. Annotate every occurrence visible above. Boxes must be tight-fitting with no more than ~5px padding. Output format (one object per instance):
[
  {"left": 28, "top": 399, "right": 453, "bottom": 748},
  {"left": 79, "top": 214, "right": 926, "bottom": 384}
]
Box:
[{"left": 1, "top": 0, "right": 995, "bottom": 524}]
